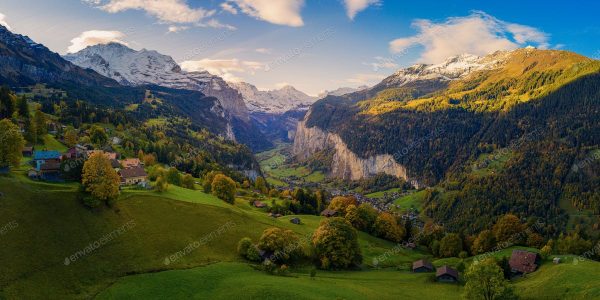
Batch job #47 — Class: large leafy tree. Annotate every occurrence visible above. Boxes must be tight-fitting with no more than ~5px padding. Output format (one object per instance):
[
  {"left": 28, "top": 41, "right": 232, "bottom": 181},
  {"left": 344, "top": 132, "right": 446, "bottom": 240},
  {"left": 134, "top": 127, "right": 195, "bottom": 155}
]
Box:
[
  {"left": 0, "top": 119, "right": 25, "bottom": 168},
  {"left": 493, "top": 214, "right": 522, "bottom": 243},
  {"left": 64, "top": 130, "right": 79, "bottom": 148},
  {"left": 82, "top": 153, "right": 121, "bottom": 207},
  {"left": 258, "top": 228, "right": 303, "bottom": 263},
  {"left": 89, "top": 126, "right": 109, "bottom": 146},
  {"left": 440, "top": 233, "right": 463, "bottom": 258},
  {"left": 313, "top": 217, "right": 362, "bottom": 269},
  {"left": 211, "top": 174, "right": 236, "bottom": 204},
  {"left": 165, "top": 167, "right": 181, "bottom": 186},
  {"left": 371, "top": 213, "right": 405, "bottom": 243},
  {"left": 463, "top": 260, "right": 517, "bottom": 300},
  {"left": 356, "top": 203, "right": 377, "bottom": 232},
  {"left": 472, "top": 230, "right": 497, "bottom": 255}
]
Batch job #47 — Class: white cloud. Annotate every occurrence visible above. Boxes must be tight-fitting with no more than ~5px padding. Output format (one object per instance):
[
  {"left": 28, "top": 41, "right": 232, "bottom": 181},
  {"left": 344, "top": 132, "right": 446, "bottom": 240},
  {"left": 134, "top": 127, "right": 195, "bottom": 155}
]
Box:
[
  {"left": 343, "top": 0, "right": 380, "bottom": 20},
  {"left": 255, "top": 48, "right": 274, "bottom": 54},
  {"left": 334, "top": 73, "right": 386, "bottom": 85},
  {"left": 274, "top": 82, "right": 292, "bottom": 89},
  {"left": 197, "top": 19, "right": 236, "bottom": 30},
  {"left": 167, "top": 26, "right": 189, "bottom": 34},
  {"left": 229, "top": 0, "right": 305, "bottom": 27},
  {"left": 180, "top": 58, "right": 262, "bottom": 77},
  {"left": 67, "top": 30, "right": 128, "bottom": 53},
  {"left": 363, "top": 59, "right": 398, "bottom": 70},
  {"left": 222, "top": 73, "right": 245, "bottom": 82},
  {"left": 389, "top": 11, "right": 551, "bottom": 64},
  {"left": 220, "top": 3, "right": 238, "bottom": 15},
  {"left": 83, "top": 0, "right": 215, "bottom": 24},
  {"left": 0, "top": 13, "right": 10, "bottom": 30}
]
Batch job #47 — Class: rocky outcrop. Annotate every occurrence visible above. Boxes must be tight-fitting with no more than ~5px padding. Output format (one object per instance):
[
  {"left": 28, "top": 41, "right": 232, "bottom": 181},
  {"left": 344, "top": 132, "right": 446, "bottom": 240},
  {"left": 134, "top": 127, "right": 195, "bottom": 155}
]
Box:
[{"left": 293, "top": 108, "right": 423, "bottom": 188}]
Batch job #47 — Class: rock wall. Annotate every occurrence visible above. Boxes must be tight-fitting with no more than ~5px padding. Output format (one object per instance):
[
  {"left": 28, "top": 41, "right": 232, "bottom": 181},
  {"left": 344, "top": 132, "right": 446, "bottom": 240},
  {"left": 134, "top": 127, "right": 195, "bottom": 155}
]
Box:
[{"left": 293, "top": 108, "right": 424, "bottom": 188}]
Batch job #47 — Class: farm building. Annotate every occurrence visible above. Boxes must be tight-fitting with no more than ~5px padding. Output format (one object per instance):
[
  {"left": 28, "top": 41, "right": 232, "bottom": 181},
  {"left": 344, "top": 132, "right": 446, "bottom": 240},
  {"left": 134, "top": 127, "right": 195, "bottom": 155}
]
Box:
[
  {"left": 412, "top": 260, "right": 434, "bottom": 273},
  {"left": 509, "top": 250, "right": 540, "bottom": 276},
  {"left": 436, "top": 265, "right": 459, "bottom": 283},
  {"left": 320, "top": 209, "right": 338, "bottom": 218}
]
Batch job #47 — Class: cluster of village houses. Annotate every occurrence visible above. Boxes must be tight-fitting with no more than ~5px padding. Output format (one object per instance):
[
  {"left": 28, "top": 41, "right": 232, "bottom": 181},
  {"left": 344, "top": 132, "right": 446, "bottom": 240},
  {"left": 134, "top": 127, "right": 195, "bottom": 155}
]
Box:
[{"left": 23, "top": 145, "right": 148, "bottom": 186}]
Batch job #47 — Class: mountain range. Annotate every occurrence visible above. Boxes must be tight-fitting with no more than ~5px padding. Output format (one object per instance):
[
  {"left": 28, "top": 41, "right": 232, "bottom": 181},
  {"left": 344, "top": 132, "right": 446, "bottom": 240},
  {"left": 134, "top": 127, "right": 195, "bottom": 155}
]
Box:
[{"left": 293, "top": 46, "right": 600, "bottom": 232}]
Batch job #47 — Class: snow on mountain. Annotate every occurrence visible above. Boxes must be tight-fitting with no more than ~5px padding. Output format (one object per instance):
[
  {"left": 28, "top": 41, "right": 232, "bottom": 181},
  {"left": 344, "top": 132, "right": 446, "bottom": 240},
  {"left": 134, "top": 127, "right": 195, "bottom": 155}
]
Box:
[
  {"left": 317, "top": 85, "right": 369, "bottom": 99},
  {"left": 378, "top": 52, "right": 510, "bottom": 89},
  {"left": 228, "top": 82, "right": 317, "bottom": 115},
  {"left": 63, "top": 43, "right": 250, "bottom": 122}
]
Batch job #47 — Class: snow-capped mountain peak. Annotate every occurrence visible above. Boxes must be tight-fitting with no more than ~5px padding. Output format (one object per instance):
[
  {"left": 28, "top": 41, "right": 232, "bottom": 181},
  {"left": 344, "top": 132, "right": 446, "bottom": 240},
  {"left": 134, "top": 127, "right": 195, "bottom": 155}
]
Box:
[
  {"left": 63, "top": 43, "right": 250, "bottom": 123},
  {"left": 228, "top": 82, "right": 317, "bottom": 115}
]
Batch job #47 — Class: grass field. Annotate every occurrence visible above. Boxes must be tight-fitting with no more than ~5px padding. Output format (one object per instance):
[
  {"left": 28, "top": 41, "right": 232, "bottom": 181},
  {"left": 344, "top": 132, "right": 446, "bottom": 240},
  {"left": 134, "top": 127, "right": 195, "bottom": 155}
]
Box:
[
  {"left": 96, "top": 262, "right": 463, "bottom": 300},
  {"left": 30, "top": 134, "right": 68, "bottom": 152}
]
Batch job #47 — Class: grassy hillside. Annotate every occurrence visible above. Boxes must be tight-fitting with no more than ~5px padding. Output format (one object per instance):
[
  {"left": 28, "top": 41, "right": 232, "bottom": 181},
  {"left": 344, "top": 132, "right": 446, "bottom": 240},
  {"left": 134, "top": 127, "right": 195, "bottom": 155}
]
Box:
[{"left": 96, "top": 263, "right": 462, "bottom": 300}]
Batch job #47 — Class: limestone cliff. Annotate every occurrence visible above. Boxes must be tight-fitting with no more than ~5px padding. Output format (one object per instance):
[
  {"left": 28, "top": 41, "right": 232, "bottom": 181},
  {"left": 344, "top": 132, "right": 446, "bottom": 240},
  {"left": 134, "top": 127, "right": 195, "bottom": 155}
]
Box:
[{"left": 293, "top": 108, "right": 424, "bottom": 188}]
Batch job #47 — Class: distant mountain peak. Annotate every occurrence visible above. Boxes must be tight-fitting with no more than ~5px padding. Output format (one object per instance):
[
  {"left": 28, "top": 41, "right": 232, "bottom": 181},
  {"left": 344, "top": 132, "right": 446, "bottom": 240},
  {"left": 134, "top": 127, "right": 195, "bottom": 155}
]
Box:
[{"left": 228, "top": 82, "right": 317, "bottom": 115}]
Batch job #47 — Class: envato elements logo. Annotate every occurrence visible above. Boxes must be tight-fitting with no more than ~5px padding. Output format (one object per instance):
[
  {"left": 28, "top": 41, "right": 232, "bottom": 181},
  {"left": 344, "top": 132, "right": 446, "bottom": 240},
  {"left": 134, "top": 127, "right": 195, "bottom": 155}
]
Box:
[
  {"left": 164, "top": 220, "right": 236, "bottom": 265},
  {"left": 64, "top": 220, "right": 136, "bottom": 265},
  {"left": 175, "top": 28, "right": 236, "bottom": 64},
  {"left": 472, "top": 127, "right": 545, "bottom": 172},
  {"left": 573, "top": 242, "right": 600, "bottom": 265},
  {"left": 0, "top": 220, "right": 18, "bottom": 236},
  {"left": 264, "top": 27, "right": 336, "bottom": 72},
  {"left": 572, "top": 49, "right": 600, "bottom": 72},
  {"left": 572, "top": 151, "right": 600, "bottom": 173},
  {"left": 0, "top": 127, "right": 19, "bottom": 142}
]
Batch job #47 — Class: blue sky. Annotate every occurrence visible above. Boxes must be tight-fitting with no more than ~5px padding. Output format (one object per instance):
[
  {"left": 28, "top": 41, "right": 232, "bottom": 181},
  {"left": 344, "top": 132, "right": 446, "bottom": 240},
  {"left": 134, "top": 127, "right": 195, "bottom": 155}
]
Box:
[{"left": 1, "top": 0, "right": 599, "bottom": 95}]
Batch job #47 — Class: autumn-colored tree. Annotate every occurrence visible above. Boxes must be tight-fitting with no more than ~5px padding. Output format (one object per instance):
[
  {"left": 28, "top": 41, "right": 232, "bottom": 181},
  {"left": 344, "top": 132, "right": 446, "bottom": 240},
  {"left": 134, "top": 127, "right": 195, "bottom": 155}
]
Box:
[
  {"left": 440, "top": 233, "right": 463, "bottom": 258},
  {"left": 137, "top": 149, "right": 144, "bottom": 160},
  {"left": 146, "top": 165, "right": 166, "bottom": 181},
  {"left": 155, "top": 176, "right": 169, "bottom": 192},
  {"left": 255, "top": 176, "right": 266, "bottom": 192},
  {"left": 493, "top": 214, "right": 523, "bottom": 244},
  {"left": 202, "top": 171, "right": 219, "bottom": 193},
  {"left": 64, "top": 130, "right": 79, "bottom": 147},
  {"left": 82, "top": 153, "right": 121, "bottom": 207},
  {"left": 345, "top": 204, "right": 361, "bottom": 229},
  {"left": 328, "top": 197, "right": 350, "bottom": 216},
  {"left": 0, "top": 119, "right": 25, "bottom": 168},
  {"left": 181, "top": 174, "right": 196, "bottom": 190},
  {"left": 526, "top": 233, "right": 544, "bottom": 249},
  {"left": 269, "top": 188, "right": 280, "bottom": 198},
  {"left": 463, "top": 261, "right": 517, "bottom": 300},
  {"left": 258, "top": 228, "right": 304, "bottom": 263},
  {"left": 89, "top": 126, "right": 109, "bottom": 146},
  {"left": 472, "top": 230, "right": 496, "bottom": 255},
  {"left": 313, "top": 217, "right": 362, "bottom": 269},
  {"left": 371, "top": 213, "right": 405, "bottom": 243},
  {"left": 143, "top": 154, "right": 156, "bottom": 166},
  {"left": 165, "top": 167, "right": 181, "bottom": 186},
  {"left": 33, "top": 110, "right": 47, "bottom": 143},
  {"left": 540, "top": 245, "right": 552, "bottom": 260},
  {"left": 116, "top": 124, "right": 123, "bottom": 132},
  {"left": 211, "top": 174, "right": 236, "bottom": 204},
  {"left": 241, "top": 180, "right": 251, "bottom": 189},
  {"left": 356, "top": 203, "right": 377, "bottom": 231}
]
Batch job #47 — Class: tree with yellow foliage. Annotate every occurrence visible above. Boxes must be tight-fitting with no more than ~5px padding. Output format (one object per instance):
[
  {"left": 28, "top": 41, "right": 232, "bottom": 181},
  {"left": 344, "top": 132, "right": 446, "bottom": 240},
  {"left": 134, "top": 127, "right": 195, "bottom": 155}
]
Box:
[
  {"left": 82, "top": 153, "right": 121, "bottom": 207},
  {"left": 313, "top": 217, "right": 362, "bottom": 269},
  {"left": 0, "top": 119, "right": 25, "bottom": 168},
  {"left": 64, "top": 130, "right": 79, "bottom": 147}
]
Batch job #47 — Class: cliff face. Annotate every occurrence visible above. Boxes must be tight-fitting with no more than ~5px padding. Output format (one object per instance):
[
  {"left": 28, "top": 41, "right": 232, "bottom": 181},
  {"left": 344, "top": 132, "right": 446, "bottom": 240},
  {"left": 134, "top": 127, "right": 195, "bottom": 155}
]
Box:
[{"left": 293, "top": 108, "right": 423, "bottom": 188}]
